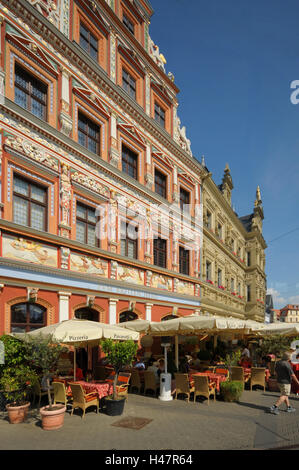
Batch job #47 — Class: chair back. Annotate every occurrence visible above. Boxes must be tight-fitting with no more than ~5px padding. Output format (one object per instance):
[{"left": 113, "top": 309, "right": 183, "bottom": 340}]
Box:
[
  {"left": 53, "top": 381, "right": 66, "bottom": 403},
  {"left": 69, "top": 383, "right": 84, "bottom": 403},
  {"left": 131, "top": 369, "right": 141, "bottom": 387},
  {"left": 230, "top": 366, "right": 244, "bottom": 382},
  {"left": 144, "top": 371, "right": 156, "bottom": 389},
  {"left": 270, "top": 361, "right": 276, "bottom": 377},
  {"left": 106, "top": 370, "right": 116, "bottom": 383},
  {"left": 193, "top": 375, "right": 209, "bottom": 393},
  {"left": 174, "top": 373, "right": 190, "bottom": 393},
  {"left": 117, "top": 372, "right": 131, "bottom": 386}
]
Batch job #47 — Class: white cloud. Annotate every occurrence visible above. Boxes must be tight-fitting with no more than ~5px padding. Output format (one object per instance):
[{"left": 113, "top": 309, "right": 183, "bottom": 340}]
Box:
[{"left": 266, "top": 288, "right": 287, "bottom": 308}]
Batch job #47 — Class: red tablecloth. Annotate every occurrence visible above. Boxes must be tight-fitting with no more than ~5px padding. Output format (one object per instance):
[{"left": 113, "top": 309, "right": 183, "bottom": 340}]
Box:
[
  {"left": 190, "top": 372, "right": 228, "bottom": 392},
  {"left": 291, "top": 363, "right": 299, "bottom": 393},
  {"left": 68, "top": 381, "right": 113, "bottom": 399}
]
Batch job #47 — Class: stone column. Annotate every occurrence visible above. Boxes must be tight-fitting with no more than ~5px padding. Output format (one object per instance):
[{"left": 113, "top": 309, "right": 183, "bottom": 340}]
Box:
[
  {"left": 144, "top": 141, "right": 153, "bottom": 189},
  {"left": 109, "top": 29, "right": 117, "bottom": 84},
  {"left": 59, "top": 163, "right": 72, "bottom": 238},
  {"left": 109, "top": 111, "right": 120, "bottom": 167},
  {"left": 59, "top": 292, "right": 71, "bottom": 322},
  {"left": 145, "top": 71, "right": 151, "bottom": 116},
  {"left": 59, "top": 67, "right": 73, "bottom": 137},
  {"left": 108, "top": 191, "right": 118, "bottom": 253},
  {"left": 145, "top": 303, "right": 153, "bottom": 322},
  {"left": 109, "top": 298, "right": 118, "bottom": 324},
  {"left": 173, "top": 165, "right": 179, "bottom": 203}
]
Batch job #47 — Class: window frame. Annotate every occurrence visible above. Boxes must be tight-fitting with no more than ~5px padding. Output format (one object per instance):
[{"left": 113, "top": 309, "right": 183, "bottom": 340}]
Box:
[
  {"left": 11, "top": 302, "right": 47, "bottom": 333},
  {"left": 154, "top": 168, "right": 167, "bottom": 199},
  {"left": 122, "top": 67, "right": 137, "bottom": 100},
  {"left": 120, "top": 220, "right": 138, "bottom": 259},
  {"left": 78, "top": 111, "right": 101, "bottom": 155},
  {"left": 121, "top": 143, "right": 138, "bottom": 180},
  {"left": 153, "top": 237, "right": 167, "bottom": 268},
  {"left": 154, "top": 101, "right": 166, "bottom": 128},
  {"left": 13, "top": 173, "right": 48, "bottom": 231},
  {"left": 180, "top": 187, "right": 190, "bottom": 213},
  {"left": 122, "top": 13, "right": 135, "bottom": 35},
  {"left": 179, "top": 246, "right": 190, "bottom": 275},
  {"left": 75, "top": 201, "right": 99, "bottom": 247},
  {"left": 14, "top": 63, "right": 48, "bottom": 121},
  {"left": 79, "top": 21, "right": 99, "bottom": 61}
]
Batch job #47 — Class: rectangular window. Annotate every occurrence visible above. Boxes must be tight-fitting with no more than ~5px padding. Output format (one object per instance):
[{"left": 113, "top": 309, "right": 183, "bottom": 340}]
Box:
[
  {"left": 247, "top": 285, "right": 251, "bottom": 302},
  {"left": 122, "top": 68, "right": 136, "bottom": 100},
  {"left": 154, "top": 102, "right": 165, "bottom": 128},
  {"left": 217, "top": 269, "right": 222, "bottom": 286},
  {"left": 206, "top": 261, "right": 212, "bottom": 281},
  {"left": 217, "top": 223, "right": 222, "bottom": 239},
  {"left": 79, "top": 22, "right": 98, "bottom": 60},
  {"left": 155, "top": 169, "right": 167, "bottom": 199},
  {"left": 15, "top": 64, "right": 47, "bottom": 120},
  {"left": 122, "top": 144, "right": 138, "bottom": 179},
  {"left": 78, "top": 112, "right": 101, "bottom": 155},
  {"left": 206, "top": 211, "right": 212, "bottom": 229},
  {"left": 247, "top": 251, "right": 251, "bottom": 267},
  {"left": 120, "top": 221, "right": 138, "bottom": 258},
  {"left": 179, "top": 246, "right": 189, "bottom": 275},
  {"left": 123, "top": 14, "right": 135, "bottom": 35},
  {"left": 180, "top": 188, "right": 190, "bottom": 213},
  {"left": 154, "top": 237, "right": 167, "bottom": 268},
  {"left": 13, "top": 174, "right": 47, "bottom": 231},
  {"left": 76, "top": 202, "right": 97, "bottom": 246},
  {"left": 231, "top": 278, "right": 235, "bottom": 292}
]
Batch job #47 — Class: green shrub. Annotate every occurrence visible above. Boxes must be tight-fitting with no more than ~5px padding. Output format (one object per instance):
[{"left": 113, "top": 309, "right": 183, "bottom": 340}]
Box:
[
  {"left": 0, "top": 335, "right": 27, "bottom": 373},
  {"left": 220, "top": 380, "right": 243, "bottom": 402},
  {"left": 0, "top": 365, "right": 39, "bottom": 406}
]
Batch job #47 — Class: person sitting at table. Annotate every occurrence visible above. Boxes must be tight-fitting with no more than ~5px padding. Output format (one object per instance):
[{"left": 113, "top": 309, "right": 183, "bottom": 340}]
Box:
[
  {"left": 190, "top": 352, "right": 201, "bottom": 369},
  {"left": 147, "top": 359, "right": 160, "bottom": 384},
  {"left": 157, "top": 359, "right": 165, "bottom": 377},
  {"left": 134, "top": 357, "right": 146, "bottom": 369},
  {"left": 178, "top": 356, "right": 190, "bottom": 373},
  {"left": 239, "top": 356, "right": 252, "bottom": 368}
]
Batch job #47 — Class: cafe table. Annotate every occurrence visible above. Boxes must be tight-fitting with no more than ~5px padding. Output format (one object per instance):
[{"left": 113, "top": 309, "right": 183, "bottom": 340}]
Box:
[
  {"left": 189, "top": 372, "right": 228, "bottom": 393},
  {"left": 242, "top": 368, "right": 271, "bottom": 383},
  {"left": 73, "top": 380, "right": 113, "bottom": 400}
]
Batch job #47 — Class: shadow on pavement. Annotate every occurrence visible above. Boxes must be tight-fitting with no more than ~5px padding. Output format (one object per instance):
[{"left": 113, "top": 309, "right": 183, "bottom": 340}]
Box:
[{"left": 236, "top": 401, "right": 271, "bottom": 413}]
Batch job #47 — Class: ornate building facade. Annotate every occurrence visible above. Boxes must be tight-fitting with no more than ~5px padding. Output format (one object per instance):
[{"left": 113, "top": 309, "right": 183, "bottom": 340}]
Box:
[
  {"left": 200, "top": 161, "right": 267, "bottom": 322},
  {"left": 0, "top": 0, "right": 266, "bottom": 345},
  {"left": 0, "top": 0, "right": 203, "bottom": 339}
]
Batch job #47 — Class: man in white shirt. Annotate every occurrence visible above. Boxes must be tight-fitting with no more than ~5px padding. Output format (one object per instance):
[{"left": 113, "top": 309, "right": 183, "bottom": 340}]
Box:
[{"left": 241, "top": 343, "right": 250, "bottom": 358}]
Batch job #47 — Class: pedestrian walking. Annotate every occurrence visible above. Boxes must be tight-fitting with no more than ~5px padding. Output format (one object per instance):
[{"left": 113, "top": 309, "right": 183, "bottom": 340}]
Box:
[{"left": 270, "top": 352, "right": 299, "bottom": 415}]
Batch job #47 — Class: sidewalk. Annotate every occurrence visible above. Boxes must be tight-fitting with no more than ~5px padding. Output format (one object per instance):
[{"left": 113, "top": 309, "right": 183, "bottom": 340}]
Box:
[{"left": 0, "top": 389, "right": 298, "bottom": 451}]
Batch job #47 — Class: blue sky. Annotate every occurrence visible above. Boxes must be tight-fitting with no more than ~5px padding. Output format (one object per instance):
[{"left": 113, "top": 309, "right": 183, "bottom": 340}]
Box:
[{"left": 149, "top": 0, "right": 299, "bottom": 309}]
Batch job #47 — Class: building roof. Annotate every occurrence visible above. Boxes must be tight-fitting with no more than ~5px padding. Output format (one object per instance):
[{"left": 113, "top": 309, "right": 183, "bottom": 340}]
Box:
[{"left": 239, "top": 214, "right": 254, "bottom": 232}]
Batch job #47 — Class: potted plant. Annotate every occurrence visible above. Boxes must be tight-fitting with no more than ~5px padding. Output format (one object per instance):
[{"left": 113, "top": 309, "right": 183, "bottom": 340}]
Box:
[
  {"left": 0, "top": 365, "right": 38, "bottom": 424},
  {"left": 220, "top": 381, "right": 243, "bottom": 402},
  {"left": 24, "top": 335, "right": 68, "bottom": 430},
  {"left": 101, "top": 339, "right": 138, "bottom": 416}
]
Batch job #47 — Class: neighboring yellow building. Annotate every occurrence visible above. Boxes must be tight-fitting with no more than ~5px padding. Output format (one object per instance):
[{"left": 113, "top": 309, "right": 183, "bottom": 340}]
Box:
[
  {"left": 200, "top": 161, "right": 267, "bottom": 322},
  {"left": 280, "top": 305, "right": 299, "bottom": 323}
]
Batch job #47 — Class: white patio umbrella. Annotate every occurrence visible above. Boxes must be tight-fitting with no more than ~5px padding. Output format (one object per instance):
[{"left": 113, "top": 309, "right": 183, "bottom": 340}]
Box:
[
  {"left": 253, "top": 322, "right": 299, "bottom": 337},
  {"left": 14, "top": 318, "right": 139, "bottom": 380}
]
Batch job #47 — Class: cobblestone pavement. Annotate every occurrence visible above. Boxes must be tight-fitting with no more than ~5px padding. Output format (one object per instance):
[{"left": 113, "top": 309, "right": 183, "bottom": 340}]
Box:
[{"left": 0, "top": 390, "right": 298, "bottom": 451}]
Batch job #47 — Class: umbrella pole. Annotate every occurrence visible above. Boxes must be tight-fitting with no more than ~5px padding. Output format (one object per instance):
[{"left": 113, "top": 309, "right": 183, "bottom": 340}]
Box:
[
  {"left": 73, "top": 346, "right": 76, "bottom": 381},
  {"left": 175, "top": 335, "right": 179, "bottom": 370}
]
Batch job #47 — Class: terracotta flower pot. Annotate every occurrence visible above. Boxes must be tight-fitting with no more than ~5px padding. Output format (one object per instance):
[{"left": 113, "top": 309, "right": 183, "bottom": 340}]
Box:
[
  {"left": 6, "top": 402, "right": 30, "bottom": 424},
  {"left": 40, "top": 404, "right": 66, "bottom": 430}
]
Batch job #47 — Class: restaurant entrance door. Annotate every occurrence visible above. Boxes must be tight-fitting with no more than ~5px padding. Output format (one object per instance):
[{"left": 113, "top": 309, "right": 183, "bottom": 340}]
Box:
[{"left": 74, "top": 307, "right": 100, "bottom": 373}]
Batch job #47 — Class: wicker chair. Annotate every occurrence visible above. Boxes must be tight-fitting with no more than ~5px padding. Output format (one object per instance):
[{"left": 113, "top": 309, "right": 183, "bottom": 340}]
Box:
[
  {"left": 269, "top": 361, "right": 276, "bottom": 377},
  {"left": 230, "top": 366, "right": 249, "bottom": 389},
  {"left": 69, "top": 383, "right": 99, "bottom": 418},
  {"left": 52, "top": 381, "right": 73, "bottom": 408},
  {"left": 250, "top": 367, "right": 266, "bottom": 391},
  {"left": 144, "top": 371, "right": 160, "bottom": 396},
  {"left": 174, "top": 373, "right": 195, "bottom": 402},
  {"left": 130, "top": 369, "right": 142, "bottom": 394},
  {"left": 193, "top": 375, "right": 216, "bottom": 405},
  {"left": 215, "top": 367, "right": 229, "bottom": 379}
]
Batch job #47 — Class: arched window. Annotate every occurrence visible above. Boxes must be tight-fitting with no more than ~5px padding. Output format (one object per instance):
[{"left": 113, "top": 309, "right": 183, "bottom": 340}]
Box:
[
  {"left": 11, "top": 302, "right": 46, "bottom": 333},
  {"left": 119, "top": 311, "right": 138, "bottom": 323},
  {"left": 75, "top": 308, "right": 99, "bottom": 322},
  {"left": 161, "top": 314, "right": 178, "bottom": 322}
]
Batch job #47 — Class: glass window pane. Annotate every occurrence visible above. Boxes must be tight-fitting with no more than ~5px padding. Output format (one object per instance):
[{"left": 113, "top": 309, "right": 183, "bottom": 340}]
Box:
[
  {"left": 87, "top": 224, "right": 96, "bottom": 246},
  {"left": 76, "top": 220, "right": 86, "bottom": 243},
  {"left": 14, "top": 176, "right": 29, "bottom": 196},
  {"left": 13, "top": 196, "right": 28, "bottom": 226},
  {"left": 11, "top": 325, "right": 27, "bottom": 333},
  {"left": 11, "top": 304, "right": 27, "bottom": 323},
  {"left": 29, "top": 304, "right": 45, "bottom": 324},
  {"left": 15, "top": 88, "right": 28, "bottom": 109},
  {"left": 78, "top": 130, "right": 86, "bottom": 148},
  {"left": 87, "top": 209, "right": 96, "bottom": 223},
  {"left": 120, "top": 238, "right": 126, "bottom": 256},
  {"left": 31, "top": 98, "right": 44, "bottom": 119},
  {"left": 31, "top": 203, "right": 45, "bottom": 231},
  {"left": 127, "top": 240, "right": 136, "bottom": 258},
  {"left": 31, "top": 184, "right": 46, "bottom": 203},
  {"left": 76, "top": 204, "right": 86, "bottom": 220},
  {"left": 88, "top": 137, "right": 97, "bottom": 154}
]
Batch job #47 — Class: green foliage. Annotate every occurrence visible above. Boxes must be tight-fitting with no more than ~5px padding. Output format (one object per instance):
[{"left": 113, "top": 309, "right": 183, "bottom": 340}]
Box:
[
  {"left": 223, "top": 349, "right": 241, "bottom": 367},
  {"left": 23, "top": 334, "right": 68, "bottom": 409},
  {"left": 220, "top": 380, "right": 243, "bottom": 402},
  {"left": 255, "top": 335, "right": 293, "bottom": 358},
  {"left": 0, "top": 335, "right": 27, "bottom": 372},
  {"left": 0, "top": 365, "right": 39, "bottom": 406},
  {"left": 101, "top": 339, "right": 138, "bottom": 400}
]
